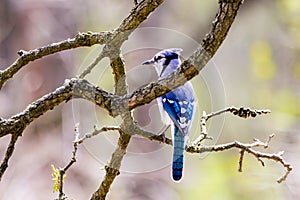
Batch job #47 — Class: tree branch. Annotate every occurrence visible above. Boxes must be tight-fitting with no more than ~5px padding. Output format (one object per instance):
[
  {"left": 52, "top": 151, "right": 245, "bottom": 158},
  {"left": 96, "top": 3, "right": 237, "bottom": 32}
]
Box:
[
  {"left": 0, "top": 0, "right": 245, "bottom": 131},
  {"left": 52, "top": 124, "right": 120, "bottom": 200},
  {"left": 186, "top": 136, "right": 292, "bottom": 183},
  {"left": 0, "top": 134, "right": 19, "bottom": 181},
  {"left": 79, "top": 50, "right": 107, "bottom": 79},
  {"left": 0, "top": 78, "right": 117, "bottom": 138},
  {"left": 79, "top": 0, "right": 165, "bottom": 79},
  {"left": 0, "top": 0, "right": 165, "bottom": 88},
  {"left": 74, "top": 125, "right": 120, "bottom": 145},
  {"left": 206, "top": 106, "right": 271, "bottom": 120},
  {"left": 89, "top": 1, "right": 167, "bottom": 198},
  {"left": 192, "top": 107, "right": 271, "bottom": 145},
  {"left": 0, "top": 31, "right": 110, "bottom": 89},
  {"left": 132, "top": 106, "right": 292, "bottom": 184},
  {"left": 91, "top": 54, "right": 133, "bottom": 200},
  {"left": 0, "top": 1, "right": 244, "bottom": 186},
  {"left": 113, "top": 0, "right": 244, "bottom": 116},
  {"left": 188, "top": 107, "right": 292, "bottom": 183}
]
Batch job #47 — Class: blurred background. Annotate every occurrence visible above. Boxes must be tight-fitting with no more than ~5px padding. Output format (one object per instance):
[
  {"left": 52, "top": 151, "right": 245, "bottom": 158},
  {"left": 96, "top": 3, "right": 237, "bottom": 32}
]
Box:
[{"left": 0, "top": 0, "right": 299, "bottom": 199}]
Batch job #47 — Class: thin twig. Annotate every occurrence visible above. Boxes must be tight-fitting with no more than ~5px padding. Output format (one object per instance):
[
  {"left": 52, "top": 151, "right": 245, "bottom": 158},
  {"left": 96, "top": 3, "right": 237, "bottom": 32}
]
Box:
[
  {"left": 134, "top": 124, "right": 173, "bottom": 145},
  {"left": 206, "top": 106, "right": 271, "bottom": 120},
  {"left": 0, "top": 134, "right": 19, "bottom": 181},
  {"left": 185, "top": 106, "right": 291, "bottom": 183},
  {"left": 80, "top": 0, "right": 166, "bottom": 79},
  {"left": 57, "top": 124, "right": 80, "bottom": 199},
  {"left": 135, "top": 119, "right": 292, "bottom": 184},
  {"left": 186, "top": 135, "right": 292, "bottom": 183},
  {"left": 56, "top": 124, "right": 120, "bottom": 199},
  {"left": 74, "top": 125, "right": 120, "bottom": 144},
  {"left": 238, "top": 150, "right": 245, "bottom": 172},
  {"left": 192, "top": 107, "right": 271, "bottom": 147},
  {"left": 79, "top": 50, "right": 107, "bottom": 78},
  {"left": 192, "top": 111, "right": 213, "bottom": 146},
  {"left": 129, "top": 105, "right": 292, "bottom": 183}
]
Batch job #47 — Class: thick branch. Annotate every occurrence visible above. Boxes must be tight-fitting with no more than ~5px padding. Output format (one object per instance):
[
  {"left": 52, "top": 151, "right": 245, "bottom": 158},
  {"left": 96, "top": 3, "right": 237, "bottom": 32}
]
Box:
[
  {"left": 90, "top": 1, "right": 166, "bottom": 197},
  {"left": 0, "top": 0, "right": 244, "bottom": 124},
  {"left": 0, "top": 0, "right": 165, "bottom": 88},
  {"left": 118, "top": 0, "right": 244, "bottom": 116},
  {"left": 0, "top": 78, "right": 115, "bottom": 138},
  {"left": 0, "top": 0, "right": 244, "bottom": 140},
  {"left": 80, "top": 0, "right": 165, "bottom": 78},
  {"left": 0, "top": 82, "right": 72, "bottom": 137},
  {"left": 91, "top": 55, "right": 132, "bottom": 200}
]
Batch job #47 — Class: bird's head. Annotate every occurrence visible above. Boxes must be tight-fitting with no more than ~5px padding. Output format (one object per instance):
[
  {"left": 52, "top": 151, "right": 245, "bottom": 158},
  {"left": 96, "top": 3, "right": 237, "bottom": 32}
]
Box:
[{"left": 143, "top": 48, "right": 183, "bottom": 77}]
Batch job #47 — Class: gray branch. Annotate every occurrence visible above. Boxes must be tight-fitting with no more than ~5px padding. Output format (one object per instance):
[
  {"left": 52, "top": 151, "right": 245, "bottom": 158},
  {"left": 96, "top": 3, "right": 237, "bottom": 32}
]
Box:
[
  {"left": 0, "top": 31, "right": 110, "bottom": 89},
  {"left": 186, "top": 136, "right": 292, "bottom": 184}
]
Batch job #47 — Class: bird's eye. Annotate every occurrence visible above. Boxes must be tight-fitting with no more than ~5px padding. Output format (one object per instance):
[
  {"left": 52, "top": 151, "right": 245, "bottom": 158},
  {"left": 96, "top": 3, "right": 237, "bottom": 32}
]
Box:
[{"left": 154, "top": 55, "right": 164, "bottom": 61}]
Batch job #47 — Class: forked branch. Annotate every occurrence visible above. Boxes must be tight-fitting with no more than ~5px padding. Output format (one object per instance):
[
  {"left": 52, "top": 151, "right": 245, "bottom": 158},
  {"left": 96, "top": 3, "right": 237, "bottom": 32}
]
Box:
[
  {"left": 186, "top": 107, "right": 292, "bottom": 183},
  {"left": 187, "top": 135, "right": 292, "bottom": 183},
  {"left": 52, "top": 124, "right": 121, "bottom": 200}
]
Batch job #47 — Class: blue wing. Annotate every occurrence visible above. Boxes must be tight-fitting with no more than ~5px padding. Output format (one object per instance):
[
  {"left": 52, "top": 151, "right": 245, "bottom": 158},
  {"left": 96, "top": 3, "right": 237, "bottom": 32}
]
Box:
[
  {"left": 161, "top": 83, "right": 194, "bottom": 135},
  {"left": 160, "top": 83, "right": 194, "bottom": 181}
]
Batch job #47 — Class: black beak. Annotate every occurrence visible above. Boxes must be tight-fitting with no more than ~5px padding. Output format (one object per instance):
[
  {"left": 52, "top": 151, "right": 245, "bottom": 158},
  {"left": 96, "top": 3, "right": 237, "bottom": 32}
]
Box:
[{"left": 142, "top": 59, "right": 155, "bottom": 65}]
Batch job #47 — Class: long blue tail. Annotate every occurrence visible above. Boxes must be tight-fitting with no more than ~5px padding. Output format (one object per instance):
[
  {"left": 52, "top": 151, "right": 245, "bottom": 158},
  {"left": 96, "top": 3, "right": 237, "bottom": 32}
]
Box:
[{"left": 172, "top": 126, "right": 185, "bottom": 181}]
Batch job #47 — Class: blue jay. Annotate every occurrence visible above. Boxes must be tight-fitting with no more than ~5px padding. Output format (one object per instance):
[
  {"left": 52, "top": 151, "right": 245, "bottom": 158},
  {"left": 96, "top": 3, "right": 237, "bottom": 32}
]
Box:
[{"left": 143, "top": 48, "right": 195, "bottom": 181}]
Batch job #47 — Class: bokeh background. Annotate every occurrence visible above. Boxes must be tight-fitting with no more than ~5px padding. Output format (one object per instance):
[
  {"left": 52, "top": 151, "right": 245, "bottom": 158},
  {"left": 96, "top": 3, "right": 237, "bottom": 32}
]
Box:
[{"left": 0, "top": 0, "right": 299, "bottom": 199}]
